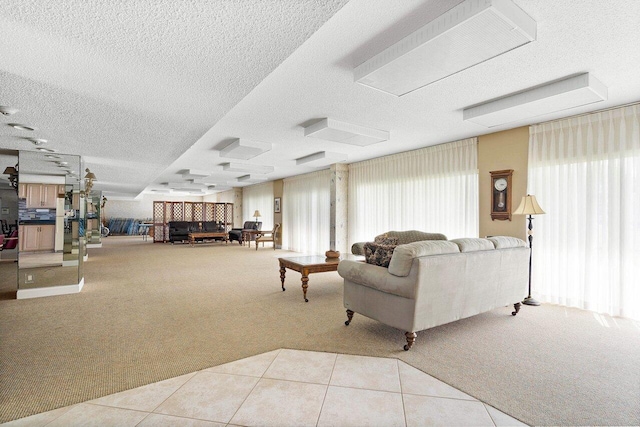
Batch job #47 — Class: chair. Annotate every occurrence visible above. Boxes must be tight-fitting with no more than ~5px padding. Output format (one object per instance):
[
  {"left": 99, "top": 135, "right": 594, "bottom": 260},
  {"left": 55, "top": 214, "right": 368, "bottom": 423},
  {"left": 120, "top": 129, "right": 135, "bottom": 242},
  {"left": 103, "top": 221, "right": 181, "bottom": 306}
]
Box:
[
  {"left": 2, "top": 230, "right": 18, "bottom": 250},
  {"left": 255, "top": 223, "right": 280, "bottom": 250}
]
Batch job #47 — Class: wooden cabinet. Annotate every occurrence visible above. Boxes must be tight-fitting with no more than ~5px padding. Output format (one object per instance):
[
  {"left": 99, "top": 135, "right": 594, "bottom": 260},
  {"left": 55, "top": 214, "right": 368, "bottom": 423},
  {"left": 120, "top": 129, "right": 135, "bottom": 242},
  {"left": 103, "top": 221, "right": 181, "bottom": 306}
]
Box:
[
  {"left": 25, "top": 184, "right": 59, "bottom": 208},
  {"left": 19, "top": 224, "right": 56, "bottom": 252},
  {"left": 18, "top": 183, "right": 27, "bottom": 199}
]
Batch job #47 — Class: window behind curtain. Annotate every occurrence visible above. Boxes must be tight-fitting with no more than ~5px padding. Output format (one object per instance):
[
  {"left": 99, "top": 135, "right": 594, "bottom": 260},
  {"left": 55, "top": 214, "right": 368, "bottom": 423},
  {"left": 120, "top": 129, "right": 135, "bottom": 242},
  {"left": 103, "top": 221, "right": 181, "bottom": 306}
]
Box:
[
  {"left": 282, "top": 170, "right": 330, "bottom": 254},
  {"left": 242, "top": 181, "right": 274, "bottom": 230},
  {"left": 528, "top": 104, "right": 640, "bottom": 320},
  {"left": 348, "top": 138, "right": 479, "bottom": 244}
]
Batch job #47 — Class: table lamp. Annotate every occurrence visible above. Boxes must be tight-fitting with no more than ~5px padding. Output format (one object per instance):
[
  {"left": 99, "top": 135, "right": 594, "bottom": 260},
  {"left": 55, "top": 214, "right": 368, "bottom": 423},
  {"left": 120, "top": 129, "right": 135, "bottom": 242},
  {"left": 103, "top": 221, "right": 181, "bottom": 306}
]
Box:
[{"left": 253, "top": 210, "right": 261, "bottom": 224}]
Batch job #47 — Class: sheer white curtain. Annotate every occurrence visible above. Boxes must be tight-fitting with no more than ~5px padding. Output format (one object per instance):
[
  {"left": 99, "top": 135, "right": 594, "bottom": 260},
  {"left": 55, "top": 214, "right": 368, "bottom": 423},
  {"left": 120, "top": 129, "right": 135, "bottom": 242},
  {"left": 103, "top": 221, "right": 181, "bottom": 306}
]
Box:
[
  {"left": 348, "top": 138, "right": 478, "bottom": 244},
  {"left": 242, "top": 181, "right": 274, "bottom": 230},
  {"left": 528, "top": 104, "right": 640, "bottom": 320},
  {"left": 282, "top": 170, "right": 331, "bottom": 254}
]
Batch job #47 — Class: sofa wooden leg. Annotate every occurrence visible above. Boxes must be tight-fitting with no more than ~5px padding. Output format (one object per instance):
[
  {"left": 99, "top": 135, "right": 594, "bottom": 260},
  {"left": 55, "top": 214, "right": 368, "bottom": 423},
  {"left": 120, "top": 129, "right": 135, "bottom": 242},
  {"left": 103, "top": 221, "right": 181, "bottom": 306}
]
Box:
[
  {"left": 512, "top": 302, "right": 521, "bottom": 316},
  {"left": 404, "top": 332, "right": 417, "bottom": 351},
  {"left": 345, "top": 309, "right": 354, "bottom": 326}
]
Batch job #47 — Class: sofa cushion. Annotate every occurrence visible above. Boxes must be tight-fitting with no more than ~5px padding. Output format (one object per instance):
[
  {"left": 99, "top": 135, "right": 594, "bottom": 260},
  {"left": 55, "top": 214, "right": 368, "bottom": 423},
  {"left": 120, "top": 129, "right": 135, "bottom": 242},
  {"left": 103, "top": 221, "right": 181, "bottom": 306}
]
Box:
[
  {"left": 450, "top": 238, "right": 494, "bottom": 253},
  {"left": 364, "top": 242, "right": 397, "bottom": 268},
  {"left": 487, "top": 236, "right": 527, "bottom": 249},
  {"left": 380, "top": 230, "right": 447, "bottom": 245},
  {"left": 388, "top": 240, "right": 460, "bottom": 277}
]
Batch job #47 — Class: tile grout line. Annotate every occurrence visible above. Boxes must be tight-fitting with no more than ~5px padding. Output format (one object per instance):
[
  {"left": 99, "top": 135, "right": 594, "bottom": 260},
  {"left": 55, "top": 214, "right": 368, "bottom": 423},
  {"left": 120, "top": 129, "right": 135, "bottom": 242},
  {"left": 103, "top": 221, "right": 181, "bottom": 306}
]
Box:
[
  {"left": 398, "top": 359, "right": 409, "bottom": 427},
  {"left": 315, "top": 351, "right": 339, "bottom": 426},
  {"left": 225, "top": 348, "right": 283, "bottom": 425}
]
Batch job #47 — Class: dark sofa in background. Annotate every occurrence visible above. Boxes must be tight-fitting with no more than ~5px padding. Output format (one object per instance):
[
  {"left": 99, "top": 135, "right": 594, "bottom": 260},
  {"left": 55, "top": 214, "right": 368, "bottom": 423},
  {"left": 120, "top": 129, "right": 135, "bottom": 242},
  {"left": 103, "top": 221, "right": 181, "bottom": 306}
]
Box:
[
  {"left": 168, "top": 221, "right": 226, "bottom": 243},
  {"left": 228, "top": 221, "right": 262, "bottom": 244}
]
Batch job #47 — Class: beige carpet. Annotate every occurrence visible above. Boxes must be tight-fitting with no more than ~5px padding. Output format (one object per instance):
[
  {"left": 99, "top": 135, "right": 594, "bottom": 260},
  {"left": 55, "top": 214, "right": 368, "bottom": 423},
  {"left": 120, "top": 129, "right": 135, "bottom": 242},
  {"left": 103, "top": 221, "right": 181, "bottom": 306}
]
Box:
[{"left": 0, "top": 236, "right": 639, "bottom": 426}]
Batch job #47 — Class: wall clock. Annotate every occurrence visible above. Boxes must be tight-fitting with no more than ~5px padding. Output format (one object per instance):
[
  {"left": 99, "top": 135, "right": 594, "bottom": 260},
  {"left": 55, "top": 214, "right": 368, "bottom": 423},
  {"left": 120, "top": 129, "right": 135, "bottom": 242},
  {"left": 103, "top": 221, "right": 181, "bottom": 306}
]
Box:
[{"left": 490, "top": 169, "right": 513, "bottom": 221}]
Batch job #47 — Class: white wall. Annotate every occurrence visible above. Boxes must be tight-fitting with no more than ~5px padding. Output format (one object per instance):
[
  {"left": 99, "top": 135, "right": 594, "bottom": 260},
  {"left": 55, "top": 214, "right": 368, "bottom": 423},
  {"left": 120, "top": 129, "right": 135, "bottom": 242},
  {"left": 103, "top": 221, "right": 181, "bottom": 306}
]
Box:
[
  {"left": 105, "top": 194, "right": 203, "bottom": 220},
  {"left": 105, "top": 189, "right": 245, "bottom": 226}
]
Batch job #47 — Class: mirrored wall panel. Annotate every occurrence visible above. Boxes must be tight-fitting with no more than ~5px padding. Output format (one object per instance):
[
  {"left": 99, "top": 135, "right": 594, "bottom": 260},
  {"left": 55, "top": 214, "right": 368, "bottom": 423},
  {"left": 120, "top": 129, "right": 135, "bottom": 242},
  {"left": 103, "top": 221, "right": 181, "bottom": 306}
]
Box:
[
  {"left": 86, "top": 191, "right": 103, "bottom": 247},
  {"left": 17, "top": 151, "right": 84, "bottom": 299}
]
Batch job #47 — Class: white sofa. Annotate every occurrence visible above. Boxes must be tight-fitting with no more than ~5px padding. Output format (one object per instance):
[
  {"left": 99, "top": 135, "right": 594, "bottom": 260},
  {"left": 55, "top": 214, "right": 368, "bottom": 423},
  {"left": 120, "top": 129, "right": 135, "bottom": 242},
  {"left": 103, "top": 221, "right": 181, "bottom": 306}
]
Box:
[{"left": 337, "top": 236, "right": 529, "bottom": 350}]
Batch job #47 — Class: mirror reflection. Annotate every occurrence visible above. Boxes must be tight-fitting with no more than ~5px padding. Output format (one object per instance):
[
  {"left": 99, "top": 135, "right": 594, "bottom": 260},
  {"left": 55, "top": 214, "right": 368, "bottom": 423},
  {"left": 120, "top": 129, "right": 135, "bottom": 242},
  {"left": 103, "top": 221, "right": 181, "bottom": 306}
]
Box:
[
  {"left": 17, "top": 151, "right": 83, "bottom": 294},
  {"left": 0, "top": 150, "right": 19, "bottom": 269},
  {"left": 86, "top": 191, "right": 103, "bottom": 247}
]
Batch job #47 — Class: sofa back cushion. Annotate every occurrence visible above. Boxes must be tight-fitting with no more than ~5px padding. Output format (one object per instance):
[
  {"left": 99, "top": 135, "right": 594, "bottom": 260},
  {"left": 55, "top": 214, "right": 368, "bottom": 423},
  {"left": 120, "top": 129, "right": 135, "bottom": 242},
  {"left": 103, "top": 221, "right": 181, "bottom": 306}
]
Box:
[
  {"left": 202, "top": 221, "right": 223, "bottom": 232},
  {"left": 373, "top": 234, "right": 399, "bottom": 246},
  {"left": 242, "top": 221, "right": 262, "bottom": 230},
  {"left": 450, "top": 238, "right": 494, "bottom": 252},
  {"left": 379, "top": 230, "right": 447, "bottom": 245},
  {"left": 487, "top": 236, "right": 527, "bottom": 249},
  {"left": 169, "top": 221, "right": 190, "bottom": 232},
  {"left": 388, "top": 240, "right": 460, "bottom": 277}
]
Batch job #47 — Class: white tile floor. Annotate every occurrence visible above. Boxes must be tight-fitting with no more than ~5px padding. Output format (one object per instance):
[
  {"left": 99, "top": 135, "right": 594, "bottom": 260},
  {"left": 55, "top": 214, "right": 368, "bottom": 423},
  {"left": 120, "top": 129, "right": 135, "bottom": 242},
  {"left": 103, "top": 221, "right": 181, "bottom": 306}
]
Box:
[{"left": 3, "top": 349, "right": 527, "bottom": 427}]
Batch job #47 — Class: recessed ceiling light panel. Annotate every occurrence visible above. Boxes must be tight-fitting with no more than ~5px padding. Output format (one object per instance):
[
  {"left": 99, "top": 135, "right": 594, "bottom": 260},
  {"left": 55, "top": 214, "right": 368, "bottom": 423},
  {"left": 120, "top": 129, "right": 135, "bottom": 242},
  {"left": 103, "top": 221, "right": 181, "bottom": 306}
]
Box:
[
  {"left": 219, "top": 138, "right": 272, "bottom": 160},
  {"left": 354, "top": 0, "right": 536, "bottom": 96},
  {"left": 221, "top": 162, "right": 274, "bottom": 174},
  {"left": 296, "top": 151, "right": 347, "bottom": 167},
  {"left": 0, "top": 106, "right": 19, "bottom": 116},
  {"left": 8, "top": 123, "right": 36, "bottom": 131},
  {"left": 463, "top": 73, "right": 608, "bottom": 127},
  {"left": 304, "top": 118, "right": 389, "bottom": 146},
  {"left": 181, "top": 169, "right": 210, "bottom": 179},
  {"left": 237, "top": 174, "right": 268, "bottom": 183}
]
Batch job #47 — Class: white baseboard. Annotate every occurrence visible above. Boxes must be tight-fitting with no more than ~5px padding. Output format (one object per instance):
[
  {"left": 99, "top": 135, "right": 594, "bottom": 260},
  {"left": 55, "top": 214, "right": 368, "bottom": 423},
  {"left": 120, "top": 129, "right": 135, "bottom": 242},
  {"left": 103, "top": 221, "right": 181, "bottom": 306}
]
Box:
[
  {"left": 86, "top": 243, "right": 102, "bottom": 248},
  {"left": 17, "top": 278, "right": 85, "bottom": 299}
]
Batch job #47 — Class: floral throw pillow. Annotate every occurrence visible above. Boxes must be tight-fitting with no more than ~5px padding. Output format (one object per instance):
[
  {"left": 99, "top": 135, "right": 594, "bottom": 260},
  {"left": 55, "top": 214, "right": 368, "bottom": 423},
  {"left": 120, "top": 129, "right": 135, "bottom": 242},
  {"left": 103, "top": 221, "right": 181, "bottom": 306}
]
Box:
[
  {"left": 374, "top": 234, "right": 399, "bottom": 246},
  {"left": 364, "top": 242, "right": 397, "bottom": 268}
]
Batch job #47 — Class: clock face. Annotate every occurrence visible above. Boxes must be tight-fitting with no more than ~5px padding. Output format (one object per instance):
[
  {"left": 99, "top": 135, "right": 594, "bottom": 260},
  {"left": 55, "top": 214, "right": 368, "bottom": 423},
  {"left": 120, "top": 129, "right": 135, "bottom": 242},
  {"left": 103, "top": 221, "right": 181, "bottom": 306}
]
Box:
[{"left": 494, "top": 178, "right": 508, "bottom": 192}]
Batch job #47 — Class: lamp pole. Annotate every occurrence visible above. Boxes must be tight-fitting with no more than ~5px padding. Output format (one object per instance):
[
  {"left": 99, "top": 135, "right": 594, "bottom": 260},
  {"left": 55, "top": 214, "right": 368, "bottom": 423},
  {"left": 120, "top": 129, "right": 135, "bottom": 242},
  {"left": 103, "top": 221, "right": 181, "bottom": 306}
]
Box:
[
  {"left": 513, "top": 194, "right": 545, "bottom": 307},
  {"left": 523, "top": 214, "right": 540, "bottom": 306}
]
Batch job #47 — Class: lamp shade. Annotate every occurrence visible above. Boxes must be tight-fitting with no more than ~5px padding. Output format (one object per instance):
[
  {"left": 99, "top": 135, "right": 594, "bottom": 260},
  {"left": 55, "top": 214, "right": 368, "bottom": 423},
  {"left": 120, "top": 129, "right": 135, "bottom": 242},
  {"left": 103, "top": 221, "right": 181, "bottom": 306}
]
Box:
[
  {"left": 513, "top": 194, "right": 545, "bottom": 215},
  {"left": 3, "top": 166, "right": 17, "bottom": 175},
  {"left": 253, "top": 210, "right": 261, "bottom": 218}
]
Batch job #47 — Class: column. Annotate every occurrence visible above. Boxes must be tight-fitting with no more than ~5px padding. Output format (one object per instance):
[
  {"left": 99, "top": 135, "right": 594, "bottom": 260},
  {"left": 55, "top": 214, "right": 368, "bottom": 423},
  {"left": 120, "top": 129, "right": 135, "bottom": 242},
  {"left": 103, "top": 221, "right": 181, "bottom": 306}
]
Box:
[{"left": 330, "top": 163, "right": 349, "bottom": 254}]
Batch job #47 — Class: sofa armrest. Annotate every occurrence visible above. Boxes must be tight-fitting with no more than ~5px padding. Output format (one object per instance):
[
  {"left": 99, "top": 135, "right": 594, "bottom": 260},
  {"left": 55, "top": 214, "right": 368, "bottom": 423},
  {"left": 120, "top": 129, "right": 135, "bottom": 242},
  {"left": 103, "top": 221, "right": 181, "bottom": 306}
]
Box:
[{"left": 337, "top": 260, "right": 417, "bottom": 299}]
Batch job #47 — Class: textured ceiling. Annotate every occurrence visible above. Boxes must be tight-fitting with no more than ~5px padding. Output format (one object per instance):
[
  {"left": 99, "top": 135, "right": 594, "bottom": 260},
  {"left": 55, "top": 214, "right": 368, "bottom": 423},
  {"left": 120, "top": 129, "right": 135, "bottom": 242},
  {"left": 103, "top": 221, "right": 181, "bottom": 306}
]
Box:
[{"left": 1, "top": 0, "right": 640, "bottom": 198}]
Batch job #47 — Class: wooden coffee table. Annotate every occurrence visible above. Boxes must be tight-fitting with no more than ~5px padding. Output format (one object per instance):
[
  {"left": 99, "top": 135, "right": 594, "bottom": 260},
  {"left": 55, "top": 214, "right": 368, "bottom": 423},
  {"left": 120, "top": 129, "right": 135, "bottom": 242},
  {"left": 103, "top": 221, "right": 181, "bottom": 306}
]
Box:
[
  {"left": 278, "top": 254, "right": 362, "bottom": 302},
  {"left": 188, "top": 231, "right": 228, "bottom": 246}
]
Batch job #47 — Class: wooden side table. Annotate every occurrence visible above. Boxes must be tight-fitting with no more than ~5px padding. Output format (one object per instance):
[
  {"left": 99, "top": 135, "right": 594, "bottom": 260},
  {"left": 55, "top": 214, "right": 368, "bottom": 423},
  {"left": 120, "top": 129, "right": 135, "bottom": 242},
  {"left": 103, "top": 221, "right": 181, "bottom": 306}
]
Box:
[
  {"left": 278, "top": 255, "right": 362, "bottom": 302},
  {"left": 241, "top": 229, "right": 261, "bottom": 247}
]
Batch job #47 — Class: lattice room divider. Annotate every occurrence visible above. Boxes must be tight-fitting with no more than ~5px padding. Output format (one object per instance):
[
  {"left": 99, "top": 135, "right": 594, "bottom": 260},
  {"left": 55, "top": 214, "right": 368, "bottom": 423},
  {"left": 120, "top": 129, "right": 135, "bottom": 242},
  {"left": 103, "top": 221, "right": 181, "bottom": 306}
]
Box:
[{"left": 152, "top": 201, "right": 233, "bottom": 242}]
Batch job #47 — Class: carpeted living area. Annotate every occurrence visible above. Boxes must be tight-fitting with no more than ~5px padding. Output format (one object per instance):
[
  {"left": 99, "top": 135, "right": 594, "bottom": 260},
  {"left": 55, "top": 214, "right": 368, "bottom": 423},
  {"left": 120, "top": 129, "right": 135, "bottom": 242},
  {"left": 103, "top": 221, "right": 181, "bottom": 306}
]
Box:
[{"left": 0, "top": 236, "right": 638, "bottom": 426}]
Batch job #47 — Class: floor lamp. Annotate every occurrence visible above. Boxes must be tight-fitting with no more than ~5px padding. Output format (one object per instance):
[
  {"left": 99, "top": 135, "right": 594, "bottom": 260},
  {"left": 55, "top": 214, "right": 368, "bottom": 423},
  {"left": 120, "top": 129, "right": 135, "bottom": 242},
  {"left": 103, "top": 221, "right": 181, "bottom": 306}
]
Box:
[{"left": 513, "top": 194, "right": 545, "bottom": 306}]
